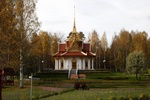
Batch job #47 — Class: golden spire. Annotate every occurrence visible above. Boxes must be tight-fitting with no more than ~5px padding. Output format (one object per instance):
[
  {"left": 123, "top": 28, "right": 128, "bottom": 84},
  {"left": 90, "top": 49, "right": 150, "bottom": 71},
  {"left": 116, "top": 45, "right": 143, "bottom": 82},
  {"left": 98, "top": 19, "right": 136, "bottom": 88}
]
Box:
[{"left": 72, "top": 6, "right": 77, "bottom": 33}]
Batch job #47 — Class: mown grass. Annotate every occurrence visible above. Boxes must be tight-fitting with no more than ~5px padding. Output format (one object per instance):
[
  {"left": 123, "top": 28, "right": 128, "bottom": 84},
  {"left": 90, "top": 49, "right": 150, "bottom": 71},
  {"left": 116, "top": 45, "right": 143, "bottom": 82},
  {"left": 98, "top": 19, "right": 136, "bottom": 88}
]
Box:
[
  {"left": 34, "top": 71, "right": 147, "bottom": 81},
  {"left": 2, "top": 86, "right": 55, "bottom": 100},
  {"left": 41, "top": 88, "right": 150, "bottom": 100},
  {"left": 33, "top": 72, "right": 149, "bottom": 88},
  {"left": 2, "top": 71, "right": 150, "bottom": 100},
  {"left": 2, "top": 86, "right": 73, "bottom": 100},
  {"left": 34, "top": 72, "right": 68, "bottom": 80}
]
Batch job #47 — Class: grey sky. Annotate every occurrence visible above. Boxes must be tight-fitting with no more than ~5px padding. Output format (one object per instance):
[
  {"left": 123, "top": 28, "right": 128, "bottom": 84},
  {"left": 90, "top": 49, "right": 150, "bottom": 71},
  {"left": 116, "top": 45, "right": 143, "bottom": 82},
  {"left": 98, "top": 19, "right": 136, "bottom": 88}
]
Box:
[{"left": 36, "top": 0, "right": 150, "bottom": 45}]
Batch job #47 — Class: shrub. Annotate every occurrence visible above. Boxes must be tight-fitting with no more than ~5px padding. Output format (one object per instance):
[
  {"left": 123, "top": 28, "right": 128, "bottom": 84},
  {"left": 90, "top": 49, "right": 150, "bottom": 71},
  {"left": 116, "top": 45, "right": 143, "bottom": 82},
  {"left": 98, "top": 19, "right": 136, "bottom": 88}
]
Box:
[
  {"left": 108, "top": 96, "right": 117, "bottom": 100},
  {"left": 97, "top": 98, "right": 102, "bottom": 100},
  {"left": 74, "top": 81, "right": 80, "bottom": 90},
  {"left": 74, "top": 81, "right": 89, "bottom": 90},
  {"left": 102, "top": 77, "right": 128, "bottom": 80},
  {"left": 126, "top": 51, "right": 147, "bottom": 80},
  {"left": 148, "top": 69, "right": 150, "bottom": 74},
  {"left": 139, "top": 94, "right": 149, "bottom": 100},
  {"left": 118, "top": 96, "right": 128, "bottom": 100}
]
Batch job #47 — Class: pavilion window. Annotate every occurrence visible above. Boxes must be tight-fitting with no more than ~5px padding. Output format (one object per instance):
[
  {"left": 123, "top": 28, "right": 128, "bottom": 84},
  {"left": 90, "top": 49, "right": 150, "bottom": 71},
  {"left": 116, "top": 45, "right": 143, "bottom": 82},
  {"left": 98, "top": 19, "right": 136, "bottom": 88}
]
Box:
[
  {"left": 85, "top": 60, "right": 88, "bottom": 69},
  {"left": 61, "top": 60, "right": 63, "bottom": 69},
  {"left": 90, "top": 59, "right": 92, "bottom": 69},
  {"left": 72, "top": 58, "right": 77, "bottom": 69}
]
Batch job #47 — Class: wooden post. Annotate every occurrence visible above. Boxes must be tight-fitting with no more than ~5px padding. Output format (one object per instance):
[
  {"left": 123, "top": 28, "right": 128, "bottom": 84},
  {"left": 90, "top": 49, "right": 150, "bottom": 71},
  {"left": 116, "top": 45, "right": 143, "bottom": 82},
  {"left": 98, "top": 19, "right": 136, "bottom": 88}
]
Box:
[
  {"left": 29, "top": 73, "right": 33, "bottom": 100},
  {"left": 0, "top": 69, "right": 2, "bottom": 100}
]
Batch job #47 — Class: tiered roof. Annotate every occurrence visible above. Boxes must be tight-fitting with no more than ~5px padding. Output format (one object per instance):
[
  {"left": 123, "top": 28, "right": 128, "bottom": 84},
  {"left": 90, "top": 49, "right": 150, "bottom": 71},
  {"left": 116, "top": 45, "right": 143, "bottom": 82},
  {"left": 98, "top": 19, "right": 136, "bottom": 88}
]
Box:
[{"left": 53, "top": 12, "right": 95, "bottom": 57}]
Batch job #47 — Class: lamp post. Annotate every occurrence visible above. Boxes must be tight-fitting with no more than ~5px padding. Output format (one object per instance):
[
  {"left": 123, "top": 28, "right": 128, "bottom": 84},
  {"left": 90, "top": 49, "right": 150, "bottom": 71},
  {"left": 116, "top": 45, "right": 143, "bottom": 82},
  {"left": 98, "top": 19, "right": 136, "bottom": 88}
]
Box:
[
  {"left": 42, "top": 60, "right": 44, "bottom": 71},
  {"left": 29, "top": 73, "right": 33, "bottom": 100},
  {"left": 103, "top": 59, "right": 106, "bottom": 70},
  {"left": 103, "top": 49, "right": 106, "bottom": 70},
  {"left": 0, "top": 69, "right": 2, "bottom": 100}
]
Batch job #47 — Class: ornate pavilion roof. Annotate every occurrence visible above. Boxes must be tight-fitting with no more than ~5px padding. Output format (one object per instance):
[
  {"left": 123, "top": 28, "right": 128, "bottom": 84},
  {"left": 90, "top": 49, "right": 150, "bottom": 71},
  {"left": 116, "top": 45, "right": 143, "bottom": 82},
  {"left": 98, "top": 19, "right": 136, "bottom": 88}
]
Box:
[{"left": 53, "top": 12, "right": 95, "bottom": 58}]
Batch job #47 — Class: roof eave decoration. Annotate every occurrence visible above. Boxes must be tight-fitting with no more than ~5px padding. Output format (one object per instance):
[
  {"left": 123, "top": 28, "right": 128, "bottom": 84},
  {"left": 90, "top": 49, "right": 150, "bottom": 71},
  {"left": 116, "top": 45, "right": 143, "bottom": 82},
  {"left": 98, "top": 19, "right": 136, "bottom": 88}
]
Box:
[
  {"left": 90, "top": 52, "right": 96, "bottom": 56},
  {"left": 61, "top": 51, "right": 68, "bottom": 56},
  {"left": 81, "top": 51, "right": 87, "bottom": 56}
]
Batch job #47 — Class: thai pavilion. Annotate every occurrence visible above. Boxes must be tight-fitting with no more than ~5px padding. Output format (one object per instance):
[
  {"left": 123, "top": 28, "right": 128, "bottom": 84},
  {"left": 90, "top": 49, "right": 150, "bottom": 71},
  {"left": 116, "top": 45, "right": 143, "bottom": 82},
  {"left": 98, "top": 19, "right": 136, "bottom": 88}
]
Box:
[{"left": 53, "top": 17, "right": 95, "bottom": 70}]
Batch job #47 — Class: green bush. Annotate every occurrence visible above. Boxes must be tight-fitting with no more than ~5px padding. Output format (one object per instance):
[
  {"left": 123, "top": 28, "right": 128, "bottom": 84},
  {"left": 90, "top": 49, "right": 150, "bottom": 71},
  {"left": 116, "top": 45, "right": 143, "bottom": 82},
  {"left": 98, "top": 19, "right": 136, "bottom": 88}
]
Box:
[
  {"left": 102, "top": 77, "right": 128, "bottom": 80},
  {"left": 148, "top": 69, "right": 150, "bottom": 74},
  {"left": 108, "top": 96, "right": 117, "bottom": 100},
  {"left": 117, "top": 94, "right": 150, "bottom": 100},
  {"left": 118, "top": 96, "right": 128, "bottom": 100},
  {"left": 139, "top": 94, "right": 149, "bottom": 100},
  {"left": 97, "top": 98, "right": 102, "bottom": 100},
  {"left": 74, "top": 81, "right": 89, "bottom": 90}
]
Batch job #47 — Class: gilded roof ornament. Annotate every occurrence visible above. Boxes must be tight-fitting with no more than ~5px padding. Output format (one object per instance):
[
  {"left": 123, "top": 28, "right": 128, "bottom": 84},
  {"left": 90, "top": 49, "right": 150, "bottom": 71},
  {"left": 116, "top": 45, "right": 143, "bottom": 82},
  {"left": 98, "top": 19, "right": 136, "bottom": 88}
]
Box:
[{"left": 72, "top": 6, "right": 77, "bottom": 33}]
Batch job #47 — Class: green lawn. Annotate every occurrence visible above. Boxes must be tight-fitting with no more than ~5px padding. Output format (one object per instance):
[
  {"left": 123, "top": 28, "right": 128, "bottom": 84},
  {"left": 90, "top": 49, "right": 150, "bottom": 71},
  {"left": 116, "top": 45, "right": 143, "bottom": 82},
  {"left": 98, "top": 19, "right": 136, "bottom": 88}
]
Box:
[
  {"left": 2, "top": 86, "right": 57, "bottom": 100},
  {"left": 41, "top": 88, "right": 150, "bottom": 100},
  {"left": 2, "top": 71, "right": 150, "bottom": 100}
]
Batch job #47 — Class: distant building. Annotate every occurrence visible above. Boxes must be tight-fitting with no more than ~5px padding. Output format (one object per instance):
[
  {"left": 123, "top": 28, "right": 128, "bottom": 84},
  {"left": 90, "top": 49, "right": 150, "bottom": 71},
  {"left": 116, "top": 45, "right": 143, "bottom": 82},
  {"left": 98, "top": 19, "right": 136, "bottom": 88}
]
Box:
[{"left": 53, "top": 16, "right": 95, "bottom": 70}]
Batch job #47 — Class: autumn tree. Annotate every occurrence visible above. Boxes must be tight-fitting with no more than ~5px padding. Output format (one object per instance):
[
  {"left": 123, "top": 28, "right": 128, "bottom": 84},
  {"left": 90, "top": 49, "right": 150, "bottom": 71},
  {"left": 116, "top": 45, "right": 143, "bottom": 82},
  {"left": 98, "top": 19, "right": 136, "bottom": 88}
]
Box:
[
  {"left": 146, "top": 38, "right": 150, "bottom": 67},
  {"left": 0, "top": 0, "right": 19, "bottom": 68},
  {"left": 29, "top": 31, "right": 53, "bottom": 73},
  {"left": 39, "top": 31, "right": 52, "bottom": 71},
  {"left": 110, "top": 30, "right": 131, "bottom": 71},
  {"left": 117, "top": 30, "right": 131, "bottom": 71},
  {"left": 88, "top": 30, "right": 100, "bottom": 69},
  {"left": 126, "top": 51, "right": 147, "bottom": 80},
  {"left": 110, "top": 35, "right": 119, "bottom": 71},
  {"left": 15, "top": 0, "right": 40, "bottom": 88},
  {"left": 130, "top": 31, "right": 147, "bottom": 53},
  {"left": 101, "top": 32, "right": 108, "bottom": 70}
]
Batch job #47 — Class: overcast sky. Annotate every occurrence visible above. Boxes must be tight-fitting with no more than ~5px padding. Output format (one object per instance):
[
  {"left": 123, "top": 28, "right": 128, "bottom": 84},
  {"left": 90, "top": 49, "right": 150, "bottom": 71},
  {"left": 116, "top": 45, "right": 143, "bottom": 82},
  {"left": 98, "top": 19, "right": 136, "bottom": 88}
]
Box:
[{"left": 36, "top": 0, "right": 150, "bottom": 45}]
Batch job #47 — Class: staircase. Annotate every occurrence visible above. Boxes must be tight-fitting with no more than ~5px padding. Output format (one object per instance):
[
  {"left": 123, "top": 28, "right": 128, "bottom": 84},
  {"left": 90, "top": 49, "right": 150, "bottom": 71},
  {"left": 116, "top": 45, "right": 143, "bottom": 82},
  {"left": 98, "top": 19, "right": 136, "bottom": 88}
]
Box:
[
  {"left": 71, "top": 69, "right": 77, "bottom": 74},
  {"left": 68, "top": 69, "right": 78, "bottom": 79}
]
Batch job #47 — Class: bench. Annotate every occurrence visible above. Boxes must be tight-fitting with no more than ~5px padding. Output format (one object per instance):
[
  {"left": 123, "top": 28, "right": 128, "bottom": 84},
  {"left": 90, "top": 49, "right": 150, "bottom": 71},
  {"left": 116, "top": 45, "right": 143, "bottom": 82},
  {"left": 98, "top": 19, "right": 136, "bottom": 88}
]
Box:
[
  {"left": 71, "top": 74, "right": 78, "bottom": 79},
  {"left": 78, "top": 74, "right": 86, "bottom": 79}
]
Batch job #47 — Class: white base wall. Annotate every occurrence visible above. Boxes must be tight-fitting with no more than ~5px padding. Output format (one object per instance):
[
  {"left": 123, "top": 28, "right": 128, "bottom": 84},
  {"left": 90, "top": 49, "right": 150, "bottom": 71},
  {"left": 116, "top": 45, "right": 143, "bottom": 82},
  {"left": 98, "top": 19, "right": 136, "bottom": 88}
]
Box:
[{"left": 54, "top": 57, "right": 94, "bottom": 70}]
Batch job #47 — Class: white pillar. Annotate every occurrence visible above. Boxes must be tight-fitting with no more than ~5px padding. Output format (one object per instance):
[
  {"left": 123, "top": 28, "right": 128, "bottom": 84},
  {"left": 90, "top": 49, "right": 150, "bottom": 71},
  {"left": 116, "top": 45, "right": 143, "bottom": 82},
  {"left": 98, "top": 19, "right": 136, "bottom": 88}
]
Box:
[
  {"left": 63, "top": 59, "right": 65, "bottom": 70},
  {"left": 92, "top": 58, "right": 94, "bottom": 69},
  {"left": 58, "top": 59, "right": 61, "bottom": 69},
  {"left": 77, "top": 58, "right": 81, "bottom": 69},
  {"left": 66, "top": 58, "right": 69, "bottom": 69},
  {"left": 83, "top": 58, "right": 85, "bottom": 69},
  {"left": 68, "top": 58, "right": 71, "bottom": 69},
  {"left": 81, "top": 58, "right": 83, "bottom": 69},
  {"left": 55, "top": 59, "right": 58, "bottom": 69}
]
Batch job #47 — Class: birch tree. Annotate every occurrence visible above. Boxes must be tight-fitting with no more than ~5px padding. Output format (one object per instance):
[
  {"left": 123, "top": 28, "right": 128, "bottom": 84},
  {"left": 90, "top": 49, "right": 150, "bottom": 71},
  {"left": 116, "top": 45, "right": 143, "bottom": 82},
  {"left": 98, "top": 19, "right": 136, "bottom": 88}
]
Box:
[
  {"left": 15, "top": 0, "right": 40, "bottom": 88},
  {"left": 101, "top": 32, "right": 108, "bottom": 69},
  {"left": 89, "top": 30, "right": 100, "bottom": 69}
]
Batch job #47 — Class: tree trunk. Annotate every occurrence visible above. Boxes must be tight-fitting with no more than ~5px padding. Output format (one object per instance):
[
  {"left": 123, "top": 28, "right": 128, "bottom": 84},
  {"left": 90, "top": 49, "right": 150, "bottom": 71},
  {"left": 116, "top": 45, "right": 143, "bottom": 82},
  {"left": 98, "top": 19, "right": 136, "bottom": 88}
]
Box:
[
  {"left": 135, "top": 71, "right": 139, "bottom": 80},
  {"left": 20, "top": 42, "right": 23, "bottom": 88}
]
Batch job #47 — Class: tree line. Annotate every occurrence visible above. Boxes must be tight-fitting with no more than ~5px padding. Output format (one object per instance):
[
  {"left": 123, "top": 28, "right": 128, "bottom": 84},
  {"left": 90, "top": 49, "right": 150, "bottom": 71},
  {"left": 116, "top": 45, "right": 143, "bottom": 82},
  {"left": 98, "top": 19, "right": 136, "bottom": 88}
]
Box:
[{"left": 90, "top": 29, "right": 149, "bottom": 73}]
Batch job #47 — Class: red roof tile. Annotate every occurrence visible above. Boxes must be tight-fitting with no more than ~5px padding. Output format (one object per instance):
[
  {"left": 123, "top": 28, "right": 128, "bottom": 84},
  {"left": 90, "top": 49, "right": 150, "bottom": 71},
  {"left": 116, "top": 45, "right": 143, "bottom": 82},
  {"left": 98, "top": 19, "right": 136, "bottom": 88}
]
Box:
[
  {"left": 83, "top": 44, "right": 90, "bottom": 52},
  {"left": 53, "top": 41, "right": 95, "bottom": 57},
  {"left": 59, "top": 44, "right": 66, "bottom": 52}
]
